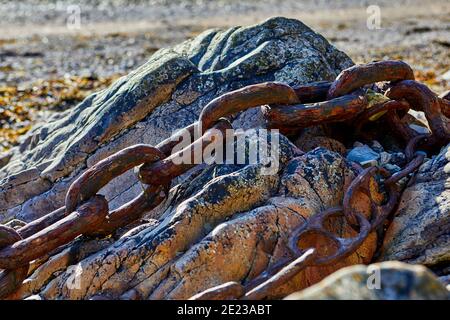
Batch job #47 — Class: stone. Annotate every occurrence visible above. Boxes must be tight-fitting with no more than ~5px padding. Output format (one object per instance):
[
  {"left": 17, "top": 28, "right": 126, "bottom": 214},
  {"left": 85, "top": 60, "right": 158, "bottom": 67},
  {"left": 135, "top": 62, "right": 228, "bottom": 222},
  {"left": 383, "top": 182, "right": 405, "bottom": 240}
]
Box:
[
  {"left": 284, "top": 261, "right": 449, "bottom": 300},
  {"left": 0, "top": 17, "right": 353, "bottom": 223},
  {"left": 346, "top": 145, "right": 379, "bottom": 167},
  {"left": 370, "top": 140, "right": 384, "bottom": 153},
  {"left": 8, "top": 141, "right": 379, "bottom": 300},
  {"left": 379, "top": 144, "right": 450, "bottom": 274},
  {"left": 295, "top": 136, "right": 347, "bottom": 155}
]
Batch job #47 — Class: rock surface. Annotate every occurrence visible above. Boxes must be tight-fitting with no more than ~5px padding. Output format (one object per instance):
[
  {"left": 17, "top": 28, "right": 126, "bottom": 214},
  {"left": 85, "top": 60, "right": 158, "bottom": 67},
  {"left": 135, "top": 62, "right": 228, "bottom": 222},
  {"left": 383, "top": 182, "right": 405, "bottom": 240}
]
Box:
[
  {"left": 0, "top": 17, "right": 353, "bottom": 223},
  {"left": 379, "top": 143, "right": 450, "bottom": 275},
  {"left": 285, "top": 261, "right": 449, "bottom": 300},
  {"left": 8, "top": 140, "right": 378, "bottom": 300}
]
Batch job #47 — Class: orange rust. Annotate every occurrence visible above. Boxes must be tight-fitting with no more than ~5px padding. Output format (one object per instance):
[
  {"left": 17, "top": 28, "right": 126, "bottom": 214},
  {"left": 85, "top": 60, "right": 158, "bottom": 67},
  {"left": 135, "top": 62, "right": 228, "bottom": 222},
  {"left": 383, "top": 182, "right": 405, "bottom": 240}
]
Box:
[{"left": 328, "top": 60, "right": 415, "bottom": 99}]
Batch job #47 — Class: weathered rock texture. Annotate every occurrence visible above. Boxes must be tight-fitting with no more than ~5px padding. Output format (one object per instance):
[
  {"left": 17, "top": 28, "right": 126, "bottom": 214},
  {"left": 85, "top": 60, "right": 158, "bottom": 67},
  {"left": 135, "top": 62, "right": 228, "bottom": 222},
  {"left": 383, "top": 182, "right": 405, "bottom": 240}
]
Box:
[
  {"left": 285, "top": 261, "right": 449, "bottom": 300},
  {"left": 379, "top": 144, "right": 450, "bottom": 275},
  {"left": 8, "top": 138, "right": 378, "bottom": 300},
  {"left": 3, "top": 17, "right": 447, "bottom": 301},
  {"left": 0, "top": 17, "right": 352, "bottom": 223}
]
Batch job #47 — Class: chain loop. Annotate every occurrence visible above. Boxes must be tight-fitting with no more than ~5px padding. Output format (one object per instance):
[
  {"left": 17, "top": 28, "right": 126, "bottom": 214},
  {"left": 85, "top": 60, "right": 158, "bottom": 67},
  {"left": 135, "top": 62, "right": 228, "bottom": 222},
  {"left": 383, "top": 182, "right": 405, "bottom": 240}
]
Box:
[
  {"left": 65, "top": 145, "right": 165, "bottom": 214},
  {"left": 198, "top": 82, "right": 299, "bottom": 134},
  {"left": 327, "top": 60, "right": 415, "bottom": 99},
  {"left": 0, "top": 226, "right": 29, "bottom": 298}
]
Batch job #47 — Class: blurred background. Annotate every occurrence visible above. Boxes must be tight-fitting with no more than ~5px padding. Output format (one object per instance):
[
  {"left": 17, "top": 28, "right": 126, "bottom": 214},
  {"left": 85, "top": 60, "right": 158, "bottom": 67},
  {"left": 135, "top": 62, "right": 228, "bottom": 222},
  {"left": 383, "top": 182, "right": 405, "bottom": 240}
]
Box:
[{"left": 0, "top": 0, "right": 449, "bottom": 152}]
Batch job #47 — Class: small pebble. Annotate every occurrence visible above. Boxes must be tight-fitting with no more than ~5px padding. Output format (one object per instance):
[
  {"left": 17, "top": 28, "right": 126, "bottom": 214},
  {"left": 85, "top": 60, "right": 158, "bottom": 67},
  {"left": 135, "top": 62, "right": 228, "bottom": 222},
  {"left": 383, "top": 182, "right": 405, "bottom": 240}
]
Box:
[
  {"left": 409, "top": 124, "right": 431, "bottom": 135},
  {"left": 379, "top": 152, "right": 392, "bottom": 165},
  {"left": 346, "top": 145, "right": 379, "bottom": 166}
]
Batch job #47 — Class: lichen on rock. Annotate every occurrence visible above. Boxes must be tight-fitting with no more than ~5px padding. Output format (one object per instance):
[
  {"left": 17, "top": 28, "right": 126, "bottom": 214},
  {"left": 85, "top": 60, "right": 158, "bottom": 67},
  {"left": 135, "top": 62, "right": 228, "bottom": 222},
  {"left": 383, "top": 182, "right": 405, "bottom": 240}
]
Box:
[
  {"left": 379, "top": 143, "right": 450, "bottom": 274},
  {"left": 0, "top": 17, "right": 353, "bottom": 223},
  {"left": 9, "top": 135, "right": 378, "bottom": 299}
]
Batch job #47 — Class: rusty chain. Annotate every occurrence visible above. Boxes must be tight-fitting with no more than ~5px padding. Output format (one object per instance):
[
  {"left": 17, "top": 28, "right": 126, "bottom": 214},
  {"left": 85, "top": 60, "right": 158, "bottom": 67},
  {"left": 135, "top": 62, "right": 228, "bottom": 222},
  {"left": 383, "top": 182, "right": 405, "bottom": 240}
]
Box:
[{"left": 1, "top": 60, "right": 449, "bottom": 299}]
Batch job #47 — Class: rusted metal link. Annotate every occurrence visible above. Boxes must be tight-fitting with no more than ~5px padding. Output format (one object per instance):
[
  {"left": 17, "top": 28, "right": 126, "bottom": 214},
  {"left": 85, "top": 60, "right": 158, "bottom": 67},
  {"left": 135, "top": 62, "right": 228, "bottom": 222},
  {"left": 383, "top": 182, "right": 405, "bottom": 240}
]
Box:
[
  {"left": 90, "top": 184, "right": 167, "bottom": 237},
  {"left": 292, "top": 81, "right": 332, "bottom": 103},
  {"left": 367, "top": 153, "right": 426, "bottom": 230},
  {"left": 14, "top": 148, "right": 169, "bottom": 240},
  {"left": 343, "top": 167, "right": 377, "bottom": 229},
  {"left": 385, "top": 109, "right": 419, "bottom": 143},
  {"left": 156, "top": 122, "right": 198, "bottom": 156},
  {"left": 138, "top": 118, "right": 232, "bottom": 186},
  {"left": 0, "top": 196, "right": 108, "bottom": 270},
  {"left": 288, "top": 207, "right": 371, "bottom": 265},
  {"left": 243, "top": 257, "right": 292, "bottom": 292},
  {"left": 189, "top": 282, "right": 245, "bottom": 300},
  {"left": 189, "top": 249, "right": 317, "bottom": 301},
  {"left": 0, "top": 59, "right": 445, "bottom": 301},
  {"left": 198, "top": 82, "right": 299, "bottom": 134},
  {"left": 405, "top": 133, "right": 431, "bottom": 161},
  {"left": 356, "top": 100, "right": 409, "bottom": 126},
  {"left": 385, "top": 152, "right": 425, "bottom": 186},
  {"left": 386, "top": 80, "right": 450, "bottom": 146},
  {"left": 439, "top": 97, "right": 450, "bottom": 118},
  {"left": 262, "top": 94, "right": 368, "bottom": 129},
  {"left": 343, "top": 165, "right": 398, "bottom": 233},
  {"left": 327, "top": 60, "right": 415, "bottom": 99},
  {"left": 0, "top": 226, "right": 29, "bottom": 298},
  {"left": 242, "top": 249, "right": 316, "bottom": 300},
  {"left": 344, "top": 150, "right": 425, "bottom": 233},
  {"left": 439, "top": 89, "right": 450, "bottom": 118},
  {"left": 65, "top": 145, "right": 165, "bottom": 214},
  {"left": 17, "top": 207, "right": 66, "bottom": 240},
  {"left": 353, "top": 100, "right": 412, "bottom": 139}
]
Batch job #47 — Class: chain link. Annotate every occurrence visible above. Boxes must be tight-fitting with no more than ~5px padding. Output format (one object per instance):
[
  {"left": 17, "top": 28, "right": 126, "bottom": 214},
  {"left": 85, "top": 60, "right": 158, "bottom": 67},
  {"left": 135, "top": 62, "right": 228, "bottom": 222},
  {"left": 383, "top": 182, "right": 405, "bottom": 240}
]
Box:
[{"left": 1, "top": 60, "right": 448, "bottom": 299}]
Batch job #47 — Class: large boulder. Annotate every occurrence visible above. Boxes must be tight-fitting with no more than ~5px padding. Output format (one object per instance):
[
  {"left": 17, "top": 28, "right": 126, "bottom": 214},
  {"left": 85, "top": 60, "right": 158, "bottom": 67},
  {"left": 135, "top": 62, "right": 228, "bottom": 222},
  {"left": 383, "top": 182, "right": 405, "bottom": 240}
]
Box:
[
  {"left": 0, "top": 17, "right": 352, "bottom": 223},
  {"left": 3, "top": 17, "right": 368, "bottom": 300},
  {"left": 8, "top": 141, "right": 378, "bottom": 299},
  {"left": 285, "top": 261, "right": 449, "bottom": 300},
  {"left": 379, "top": 143, "right": 450, "bottom": 276}
]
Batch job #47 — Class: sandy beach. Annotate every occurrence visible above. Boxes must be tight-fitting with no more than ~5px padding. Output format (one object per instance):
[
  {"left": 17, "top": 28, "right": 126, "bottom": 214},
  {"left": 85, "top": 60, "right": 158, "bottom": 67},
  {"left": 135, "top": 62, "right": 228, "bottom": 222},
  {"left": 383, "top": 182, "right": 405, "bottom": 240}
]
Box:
[{"left": 0, "top": 0, "right": 449, "bottom": 151}]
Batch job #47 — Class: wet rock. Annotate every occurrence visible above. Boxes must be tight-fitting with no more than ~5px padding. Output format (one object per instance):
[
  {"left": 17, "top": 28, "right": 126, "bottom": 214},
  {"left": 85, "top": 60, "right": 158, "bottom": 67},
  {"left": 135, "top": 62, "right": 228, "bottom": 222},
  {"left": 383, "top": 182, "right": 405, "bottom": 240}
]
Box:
[
  {"left": 285, "top": 261, "right": 449, "bottom": 300},
  {"left": 0, "top": 17, "right": 353, "bottom": 223},
  {"left": 379, "top": 144, "right": 450, "bottom": 272}
]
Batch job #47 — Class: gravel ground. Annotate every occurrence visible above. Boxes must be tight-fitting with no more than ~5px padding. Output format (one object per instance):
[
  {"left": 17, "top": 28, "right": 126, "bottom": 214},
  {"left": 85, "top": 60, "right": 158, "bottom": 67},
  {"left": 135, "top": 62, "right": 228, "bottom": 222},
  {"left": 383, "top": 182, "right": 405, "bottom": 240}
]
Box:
[{"left": 0, "top": 0, "right": 449, "bottom": 151}]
